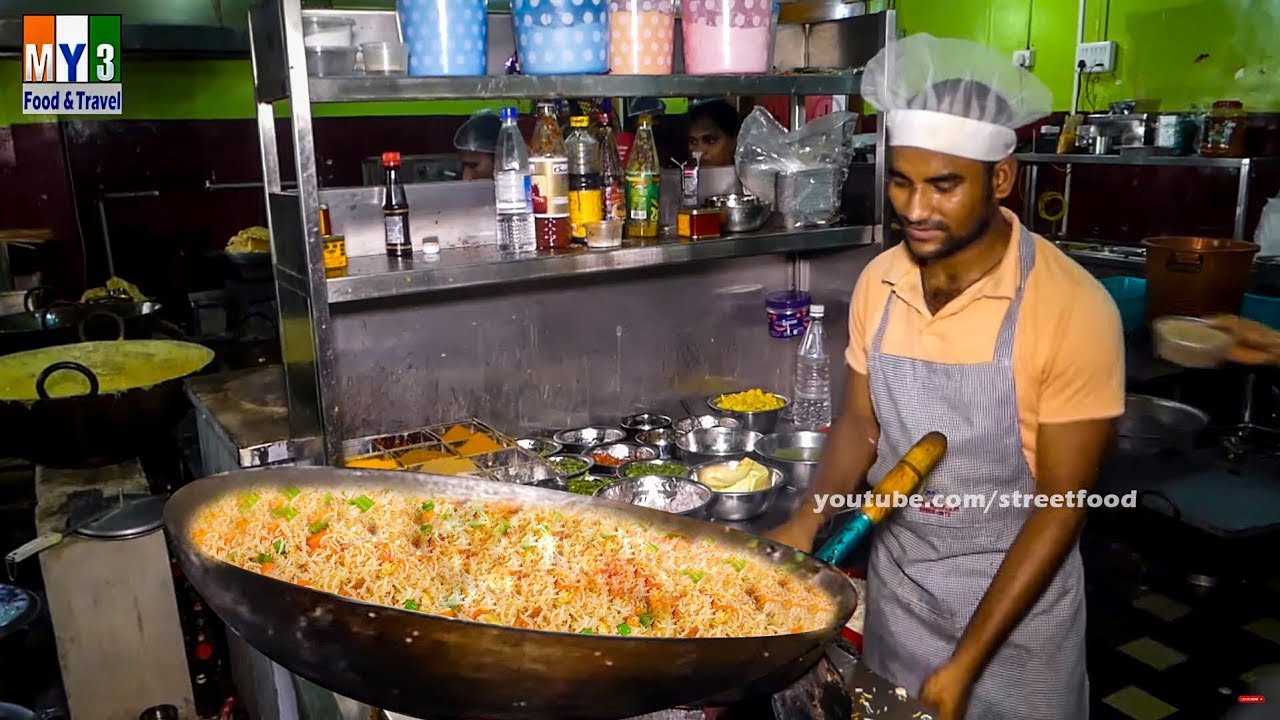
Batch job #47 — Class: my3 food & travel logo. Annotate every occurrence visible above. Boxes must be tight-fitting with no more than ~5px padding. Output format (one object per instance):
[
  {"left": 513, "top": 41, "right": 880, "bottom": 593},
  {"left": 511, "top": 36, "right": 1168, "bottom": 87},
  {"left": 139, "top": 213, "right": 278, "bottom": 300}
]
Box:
[{"left": 22, "top": 15, "right": 122, "bottom": 115}]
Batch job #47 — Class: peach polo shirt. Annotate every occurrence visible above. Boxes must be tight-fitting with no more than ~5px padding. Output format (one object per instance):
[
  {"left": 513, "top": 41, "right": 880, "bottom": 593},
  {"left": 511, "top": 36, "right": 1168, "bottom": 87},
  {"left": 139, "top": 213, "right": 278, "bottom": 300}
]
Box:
[{"left": 845, "top": 208, "right": 1126, "bottom": 475}]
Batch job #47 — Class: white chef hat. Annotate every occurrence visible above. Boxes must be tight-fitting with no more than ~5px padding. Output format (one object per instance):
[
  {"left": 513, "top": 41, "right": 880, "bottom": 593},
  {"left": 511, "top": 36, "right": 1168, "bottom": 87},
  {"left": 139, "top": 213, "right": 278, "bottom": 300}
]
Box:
[{"left": 863, "top": 34, "right": 1053, "bottom": 162}]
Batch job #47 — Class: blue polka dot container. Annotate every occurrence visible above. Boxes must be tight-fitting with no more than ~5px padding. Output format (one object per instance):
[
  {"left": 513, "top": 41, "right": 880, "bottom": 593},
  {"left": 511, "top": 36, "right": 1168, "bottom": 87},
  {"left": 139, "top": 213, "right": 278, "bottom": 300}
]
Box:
[
  {"left": 397, "top": 0, "right": 489, "bottom": 76},
  {"left": 512, "top": 0, "right": 610, "bottom": 75}
]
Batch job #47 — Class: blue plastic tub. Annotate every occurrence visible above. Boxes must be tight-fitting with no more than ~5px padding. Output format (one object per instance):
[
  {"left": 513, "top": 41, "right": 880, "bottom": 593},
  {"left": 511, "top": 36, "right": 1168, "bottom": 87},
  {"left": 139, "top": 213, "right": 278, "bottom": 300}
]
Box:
[
  {"left": 1101, "top": 276, "right": 1146, "bottom": 333},
  {"left": 1241, "top": 293, "right": 1280, "bottom": 328},
  {"left": 398, "top": 0, "right": 488, "bottom": 76},
  {"left": 512, "top": 0, "right": 610, "bottom": 75}
]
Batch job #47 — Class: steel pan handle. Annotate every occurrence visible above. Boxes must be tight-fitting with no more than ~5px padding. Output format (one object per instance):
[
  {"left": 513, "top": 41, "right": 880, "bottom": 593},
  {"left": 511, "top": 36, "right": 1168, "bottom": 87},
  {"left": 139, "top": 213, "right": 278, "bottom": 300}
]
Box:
[
  {"left": 1166, "top": 251, "right": 1204, "bottom": 273},
  {"left": 5, "top": 531, "right": 64, "bottom": 580},
  {"left": 22, "top": 285, "right": 56, "bottom": 312},
  {"left": 77, "top": 308, "right": 125, "bottom": 342},
  {"left": 35, "top": 361, "right": 100, "bottom": 400}
]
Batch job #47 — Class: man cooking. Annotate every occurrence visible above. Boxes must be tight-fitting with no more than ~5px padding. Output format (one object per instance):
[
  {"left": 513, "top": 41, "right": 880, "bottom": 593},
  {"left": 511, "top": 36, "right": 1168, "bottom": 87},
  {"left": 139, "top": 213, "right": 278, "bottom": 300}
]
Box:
[
  {"left": 769, "top": 34, "right": 1125, "bottom": 719},
  {"left": 453, "top": 109, "right": 501, "bottom": 181}
]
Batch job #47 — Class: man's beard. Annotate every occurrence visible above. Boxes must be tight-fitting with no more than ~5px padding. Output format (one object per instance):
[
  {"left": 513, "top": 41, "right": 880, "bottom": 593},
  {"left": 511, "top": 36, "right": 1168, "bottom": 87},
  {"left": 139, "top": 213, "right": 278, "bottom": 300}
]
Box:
[{"left": 899, "top": 202, "right": 999, "bottom": 264}]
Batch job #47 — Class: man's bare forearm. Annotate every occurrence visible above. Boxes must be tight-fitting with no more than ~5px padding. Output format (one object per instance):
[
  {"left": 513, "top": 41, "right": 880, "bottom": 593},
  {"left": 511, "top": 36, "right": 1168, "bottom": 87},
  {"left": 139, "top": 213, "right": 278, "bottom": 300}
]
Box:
[{"left": 948, "top": 506, "right": 1084, "bottom": 673}]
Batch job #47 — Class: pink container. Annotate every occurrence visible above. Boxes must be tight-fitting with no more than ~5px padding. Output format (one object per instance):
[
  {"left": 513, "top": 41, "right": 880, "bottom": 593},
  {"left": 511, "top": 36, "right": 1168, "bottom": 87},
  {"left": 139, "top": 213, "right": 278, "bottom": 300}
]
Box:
[
  {"left": 609, "top": 0, "right": 676, "bottom": 74},
  {"left": 680, "top": 0, "right": 773, "bottom": 75}
]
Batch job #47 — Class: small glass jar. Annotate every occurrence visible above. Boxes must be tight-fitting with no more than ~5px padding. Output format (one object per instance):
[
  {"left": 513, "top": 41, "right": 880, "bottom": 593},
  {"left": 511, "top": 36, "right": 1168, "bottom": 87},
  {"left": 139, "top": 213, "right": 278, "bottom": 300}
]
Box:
[
  {"left": 1200, "top": 100, "right": 1247, "bottom": 158},
  {"left": 766, "top": 290, "right": 811, "bottom": 339}
]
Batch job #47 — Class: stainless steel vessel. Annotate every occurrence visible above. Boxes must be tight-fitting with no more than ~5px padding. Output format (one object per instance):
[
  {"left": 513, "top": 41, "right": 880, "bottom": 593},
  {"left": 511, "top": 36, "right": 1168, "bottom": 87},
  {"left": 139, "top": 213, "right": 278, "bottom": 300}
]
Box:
[{"left": 165, "top": 466, "right": 857, "bottom": 720}]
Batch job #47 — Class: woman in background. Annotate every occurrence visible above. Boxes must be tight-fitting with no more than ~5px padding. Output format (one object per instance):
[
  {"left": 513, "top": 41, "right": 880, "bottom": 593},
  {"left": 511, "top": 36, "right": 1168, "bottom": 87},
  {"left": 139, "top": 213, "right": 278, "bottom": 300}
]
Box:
[{"left": 686, "top": 98, "right": 742, "bottom": 167}]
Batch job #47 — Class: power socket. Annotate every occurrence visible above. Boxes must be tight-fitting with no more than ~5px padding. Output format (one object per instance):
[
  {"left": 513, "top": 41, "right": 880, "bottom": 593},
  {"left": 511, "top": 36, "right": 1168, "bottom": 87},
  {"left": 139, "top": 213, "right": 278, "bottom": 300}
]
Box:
[
  {"left": 1076, "top": 41, "right": 1116, "bottom": 73},
  {"left": 1012, "top": 49, "right": 1035, "bottom": 69}
]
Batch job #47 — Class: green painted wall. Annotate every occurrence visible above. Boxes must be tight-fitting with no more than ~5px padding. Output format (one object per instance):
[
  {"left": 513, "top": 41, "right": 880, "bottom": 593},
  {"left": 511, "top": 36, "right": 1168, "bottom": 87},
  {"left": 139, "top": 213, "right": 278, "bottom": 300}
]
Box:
[
  {"left": 897, "top": 0, "right": 1280, "bottom": 112},
  {"left": 2, "top": 0, "right": 1274, "bottom": 124}
]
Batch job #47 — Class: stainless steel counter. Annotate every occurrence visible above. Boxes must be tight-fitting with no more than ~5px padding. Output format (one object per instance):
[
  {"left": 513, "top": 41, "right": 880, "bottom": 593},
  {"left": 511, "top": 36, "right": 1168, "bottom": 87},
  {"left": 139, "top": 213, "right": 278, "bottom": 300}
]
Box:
[
  {"left": 327, "top": 226, "right": 875, "bottom": 304},
  {"left": 186, "top": 367, "right": 298, "bottom": 470}
]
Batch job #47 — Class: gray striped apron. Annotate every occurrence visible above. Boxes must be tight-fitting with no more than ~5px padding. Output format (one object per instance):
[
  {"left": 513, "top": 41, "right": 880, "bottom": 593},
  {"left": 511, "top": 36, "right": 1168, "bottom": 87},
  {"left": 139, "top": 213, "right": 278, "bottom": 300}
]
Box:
[{"left": 861, "top": 226, "right": 1088, "bottom": 719}]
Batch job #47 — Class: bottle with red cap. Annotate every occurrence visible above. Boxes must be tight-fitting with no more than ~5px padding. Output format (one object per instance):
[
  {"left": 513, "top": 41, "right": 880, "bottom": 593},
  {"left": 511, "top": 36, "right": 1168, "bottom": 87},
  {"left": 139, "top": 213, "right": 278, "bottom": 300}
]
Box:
[{"left": 382, "top": 151, "right": 412, "bottom": 257}]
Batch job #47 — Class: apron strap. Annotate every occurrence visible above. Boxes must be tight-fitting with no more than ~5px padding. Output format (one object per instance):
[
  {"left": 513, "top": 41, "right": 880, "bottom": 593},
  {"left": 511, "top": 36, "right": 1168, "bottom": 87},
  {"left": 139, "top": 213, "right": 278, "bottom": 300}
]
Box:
[{"left": 871, "top": 224, "right": 1040, "bottom": 362}]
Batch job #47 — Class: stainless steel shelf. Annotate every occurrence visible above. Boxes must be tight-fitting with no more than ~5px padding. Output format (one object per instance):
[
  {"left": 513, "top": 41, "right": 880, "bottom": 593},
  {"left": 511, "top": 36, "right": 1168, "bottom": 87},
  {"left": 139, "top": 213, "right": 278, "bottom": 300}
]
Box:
[
  {"left": 1015, "top": 153, "right": 1279, "bottom": 168},
  {"left": 308, "top": 72, "right": 863, "bottom": 102},
  {"left": 327, "top": 225, "right": 875, "bottom": 304}
]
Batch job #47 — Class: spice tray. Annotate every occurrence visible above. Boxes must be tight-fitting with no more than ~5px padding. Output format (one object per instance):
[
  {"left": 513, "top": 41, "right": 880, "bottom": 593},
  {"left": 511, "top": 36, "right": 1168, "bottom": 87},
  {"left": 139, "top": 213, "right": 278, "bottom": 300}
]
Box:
[{"left": 342, "top": 419, "right": 556, "bottom": 485}]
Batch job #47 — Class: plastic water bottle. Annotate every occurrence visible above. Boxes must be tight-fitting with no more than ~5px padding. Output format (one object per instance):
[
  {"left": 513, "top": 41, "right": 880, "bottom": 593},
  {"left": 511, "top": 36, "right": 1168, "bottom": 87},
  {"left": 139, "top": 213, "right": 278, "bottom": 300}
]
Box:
[
  {"left": 792, "top": 304, "right": 832, "bottom": 430},
  {"left": 494, "top": 106, "right": 535, "bottom": 252}
]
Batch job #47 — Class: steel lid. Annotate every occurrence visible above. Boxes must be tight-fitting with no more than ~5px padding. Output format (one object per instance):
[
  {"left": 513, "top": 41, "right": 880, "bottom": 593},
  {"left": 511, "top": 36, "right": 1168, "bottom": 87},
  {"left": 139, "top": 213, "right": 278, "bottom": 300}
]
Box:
[
  {"left": 75, "top": 495, "right": 167, "bottom": 540},
  {"left": 0, "top": 584, "right": 38, "bottom": 638}
]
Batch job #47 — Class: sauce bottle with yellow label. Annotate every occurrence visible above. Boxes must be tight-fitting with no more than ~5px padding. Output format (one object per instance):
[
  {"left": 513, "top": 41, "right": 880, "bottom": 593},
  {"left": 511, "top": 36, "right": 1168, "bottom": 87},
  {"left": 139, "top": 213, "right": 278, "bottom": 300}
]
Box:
[
  {"left": 566, "top": 115, "right": 603, "bottom": 241},
  {"left": 625, "top": 114, "right": 661, "bottom": 238}
]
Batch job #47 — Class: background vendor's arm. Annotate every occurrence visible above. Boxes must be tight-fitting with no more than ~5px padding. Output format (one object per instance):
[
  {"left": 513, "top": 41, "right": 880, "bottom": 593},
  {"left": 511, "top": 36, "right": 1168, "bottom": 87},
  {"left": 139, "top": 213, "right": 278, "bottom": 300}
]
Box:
[
  {"left": 947, "top": 288, "right": 1125, "bottom": 679},
  {"left": 767, "top": 276, "right": 882, "bottom": 552}
]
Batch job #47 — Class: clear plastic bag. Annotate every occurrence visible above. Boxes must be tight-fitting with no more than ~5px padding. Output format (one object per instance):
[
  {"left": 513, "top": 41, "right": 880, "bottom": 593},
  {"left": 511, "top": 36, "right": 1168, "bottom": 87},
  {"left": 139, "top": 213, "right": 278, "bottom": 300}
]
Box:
[
  {"left": 1256, "top": 195, "right": 1280, "bottom": 258},
  {"left": 733, "top": 107, "right": 859, "bottom": 227}
]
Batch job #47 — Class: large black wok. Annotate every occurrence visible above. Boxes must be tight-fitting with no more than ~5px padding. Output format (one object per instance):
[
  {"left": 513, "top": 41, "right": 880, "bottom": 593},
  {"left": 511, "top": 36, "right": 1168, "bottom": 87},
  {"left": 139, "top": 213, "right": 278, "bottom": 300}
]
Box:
[
  {"left": 0, "top": 300, "right": 162, "bottom": 356},
  {"left": 0, "top": 338, "right": 214, "bottom": 467},
  {"left": 165, "top": 467, "right": 858, "bottom": 720}
]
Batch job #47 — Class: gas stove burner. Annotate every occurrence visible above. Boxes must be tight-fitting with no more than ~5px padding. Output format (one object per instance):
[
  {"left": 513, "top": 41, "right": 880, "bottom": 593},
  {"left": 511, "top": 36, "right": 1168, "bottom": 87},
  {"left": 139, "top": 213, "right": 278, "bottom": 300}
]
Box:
[{"left": 1219, "top": 423, "right": 1280, "bottom": 461}]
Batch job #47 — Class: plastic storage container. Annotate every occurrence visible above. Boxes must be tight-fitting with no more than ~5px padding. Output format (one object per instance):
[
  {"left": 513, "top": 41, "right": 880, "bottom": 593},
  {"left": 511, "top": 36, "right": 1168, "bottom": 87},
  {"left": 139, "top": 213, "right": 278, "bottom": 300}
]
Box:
[
  {"left": 766, "top": 290, "right": 810, "bottom": 339},
  {"left": 513, "top": 0, "right": 610, "bottom": 75},
  {"left": 680, "top": 0, "right": 775, "bottom": 75},
  {"left": 306, "top": 46, "right": 358, "bottom": 77},
  {"left": 303, "top": 16, "right": 355, "bottom": 47},
  {"left": 1100, "top": 276, "right": 1146, "bottom": 333},
  {"left": 361, "top": 41, "right": 409, "bottom": 75},
  {"left": 609, "top": 0, "right": 675, "bottom": 74},
  {"left": 397, "top": 0, "right": 488, "bottom": 77}
]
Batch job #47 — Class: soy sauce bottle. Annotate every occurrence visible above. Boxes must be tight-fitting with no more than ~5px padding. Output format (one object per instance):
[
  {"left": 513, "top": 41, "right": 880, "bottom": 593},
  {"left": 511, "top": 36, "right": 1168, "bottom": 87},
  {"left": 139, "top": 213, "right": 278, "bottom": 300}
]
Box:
[{"left": 382, "top": 151, "right": 412, "bottom": 257}]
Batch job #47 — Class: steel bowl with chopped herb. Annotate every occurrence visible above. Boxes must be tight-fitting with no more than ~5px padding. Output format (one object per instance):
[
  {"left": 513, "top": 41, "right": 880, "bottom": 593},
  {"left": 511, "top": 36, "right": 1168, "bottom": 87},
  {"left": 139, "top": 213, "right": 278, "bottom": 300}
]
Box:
[
  {"left": 547, "top": 453, "right": 593, "bottom": 479},
  {"left": 618, "top": 459, "right": 690, "bottom": 480},
  {"left": 566, "top": 473, "right": 614, "bottom": 496}
]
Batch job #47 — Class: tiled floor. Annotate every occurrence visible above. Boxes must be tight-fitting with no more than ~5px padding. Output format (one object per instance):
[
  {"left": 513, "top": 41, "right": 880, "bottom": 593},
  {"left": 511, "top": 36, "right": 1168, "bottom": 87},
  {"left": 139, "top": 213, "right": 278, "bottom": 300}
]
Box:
[{"left": 1083, "top": 524, "right": 1280, "bottom": 720}]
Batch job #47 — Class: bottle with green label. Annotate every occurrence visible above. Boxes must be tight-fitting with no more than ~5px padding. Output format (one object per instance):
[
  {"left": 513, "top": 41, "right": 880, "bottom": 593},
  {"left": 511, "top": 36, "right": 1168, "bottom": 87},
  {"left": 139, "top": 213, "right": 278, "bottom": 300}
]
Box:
[{"left": 625, "top": 114, "right": 661, "bottom": 238}]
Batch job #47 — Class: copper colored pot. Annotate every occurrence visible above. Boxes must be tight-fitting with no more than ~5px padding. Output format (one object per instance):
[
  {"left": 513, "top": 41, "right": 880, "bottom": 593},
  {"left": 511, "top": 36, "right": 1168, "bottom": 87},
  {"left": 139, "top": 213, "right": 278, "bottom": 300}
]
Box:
[{"left": 1141, "top": 236, "right": 1258, "bottom": 322}]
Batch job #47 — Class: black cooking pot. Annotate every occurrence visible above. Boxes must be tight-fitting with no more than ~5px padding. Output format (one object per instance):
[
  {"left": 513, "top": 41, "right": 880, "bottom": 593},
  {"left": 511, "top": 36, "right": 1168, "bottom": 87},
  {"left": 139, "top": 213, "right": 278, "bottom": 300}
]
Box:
[
  {"left": 0, "top": 300, "right": 162, "bottom": 356},
  {"left": 0, "top": 286, "right": 57, "bottom": 318},
  {"left": 0, "top": 339, "right": 214, "bottom": 468}
]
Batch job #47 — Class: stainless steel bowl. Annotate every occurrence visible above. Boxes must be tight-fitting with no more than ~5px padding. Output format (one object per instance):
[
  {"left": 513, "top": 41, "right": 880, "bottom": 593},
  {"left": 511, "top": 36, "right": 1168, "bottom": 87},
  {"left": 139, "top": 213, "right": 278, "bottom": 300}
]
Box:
[
  {"left": 707, "top": 392, "right": 789, "bottom": 434},
  {"left": 593, "top": 475, "right": 714, "bottom": 517},
  {"left": 753, "top": 431, "right": 825, "bottom": 491},
  {"left": 671, "top": 415, "right": 742, "bottom": 434},
  {"left": 636, "top": 428, "right": 682, "bottom": 458},
  {"left": 586, "top": 442, "right": 659, "bottom": 472},
  {"left": 707, "top": 194, "right": 772, "bottom": 233},
  {"left": 545, "top": 453, "right": 594, "bottom": 480},
  {"left": 674, "top": 427, "right": 763, "bottom": 466},
  {"left": 552, "top": 426, "right": 627, "bottom": 454},
  {"left": 620, "top": 412, "right": 672, "bottom": 434},
  {"left": 516, "top": 436, "right": 563, "bottom": 458},
  {"left": 557, "top": 473, "right": 614, "bottom": 495},
  {"left": 617, "top": 458, "right": 690, "bottom": 480},
  {"left": 689, "top": 460, "right": 786, "bottom": 521}
]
